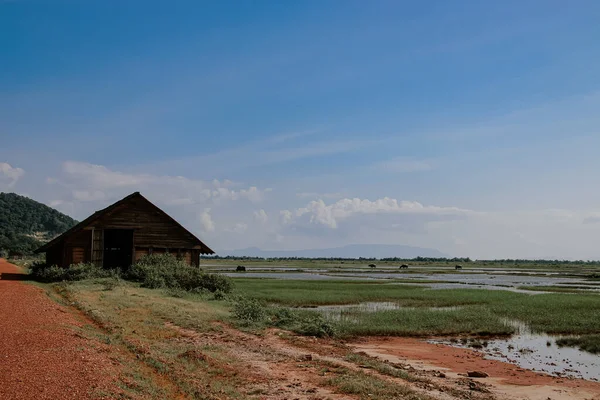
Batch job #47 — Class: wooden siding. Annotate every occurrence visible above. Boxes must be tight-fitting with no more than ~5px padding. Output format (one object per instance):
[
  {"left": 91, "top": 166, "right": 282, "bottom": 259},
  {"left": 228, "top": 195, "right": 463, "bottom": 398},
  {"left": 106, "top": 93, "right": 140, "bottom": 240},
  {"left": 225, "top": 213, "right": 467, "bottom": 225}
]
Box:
[
  {"left": 41, "top": 193, "right": 210, "bottom": 268},
  {"left": 71, "top": 247, "right": 85, "bottom": 264},
  {"left": 90, "top": 200, "right": 199, "bottom": 249},
  {"left": 91, "top": 228, "right": 103, "bottom": 267}
]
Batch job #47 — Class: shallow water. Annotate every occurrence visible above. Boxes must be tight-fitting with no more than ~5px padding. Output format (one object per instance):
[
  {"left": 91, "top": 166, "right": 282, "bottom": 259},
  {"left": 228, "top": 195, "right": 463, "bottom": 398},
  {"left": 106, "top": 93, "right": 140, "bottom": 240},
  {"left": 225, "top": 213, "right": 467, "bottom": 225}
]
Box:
[
  {"left": 225, "top": 269, "right": 598, "bottom": 294},
  {"left": 222, "top": 272, "right": 383, "bottom": 280},
  {"left": 432, "top": 320, "right": 600, "bottom": 382},
  {"left": 330, "top": 272, "right": 590, "bottom": 287}
]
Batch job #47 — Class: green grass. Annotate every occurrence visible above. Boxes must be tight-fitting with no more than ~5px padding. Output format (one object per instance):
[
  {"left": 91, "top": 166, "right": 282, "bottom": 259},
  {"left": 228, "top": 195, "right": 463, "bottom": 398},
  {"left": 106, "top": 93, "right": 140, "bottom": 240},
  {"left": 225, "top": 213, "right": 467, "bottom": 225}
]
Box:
[
  {"left": 335, "top": 306, "right": 513, "bottom": 336},
  {"left": 556, "top": 335, "right": 600, "bottom": 354},
  {"left": 55, "top": 279, "right": 254, "bottom": 399},
  {"left": 518, "top": 285, "right": 600, "bottom": 293},
  {"left": 323, "top": 364, "right": 434, "bottom": 400},
  {"left": 234, "top": 278, "right": 600, "bottom": 336},
  {"left": 234, "top": 278, "right": 506, "bottom": 307}
]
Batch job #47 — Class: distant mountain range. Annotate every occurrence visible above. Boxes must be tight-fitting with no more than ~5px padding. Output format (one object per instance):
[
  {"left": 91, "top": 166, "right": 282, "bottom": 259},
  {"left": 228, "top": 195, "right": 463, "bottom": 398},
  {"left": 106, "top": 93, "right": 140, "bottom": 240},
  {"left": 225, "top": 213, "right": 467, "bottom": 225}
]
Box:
[{"left": 221, "top": 244, "right": 448, "bottom": 259}]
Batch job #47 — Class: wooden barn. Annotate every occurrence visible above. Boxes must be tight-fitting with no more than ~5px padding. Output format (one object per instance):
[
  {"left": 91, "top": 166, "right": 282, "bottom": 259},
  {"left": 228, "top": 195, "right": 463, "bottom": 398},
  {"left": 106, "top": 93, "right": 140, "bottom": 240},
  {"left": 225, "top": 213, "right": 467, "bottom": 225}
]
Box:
[{"left": 35, "top": 192, "right": 214, "bottom": 268}]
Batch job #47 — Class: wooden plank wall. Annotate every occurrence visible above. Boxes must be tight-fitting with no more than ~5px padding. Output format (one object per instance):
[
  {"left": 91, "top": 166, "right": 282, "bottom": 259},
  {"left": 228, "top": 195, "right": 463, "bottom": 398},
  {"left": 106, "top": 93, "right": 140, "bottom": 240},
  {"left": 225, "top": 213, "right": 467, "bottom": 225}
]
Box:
[
  {"left": 71, "top": 247, "right": 85, "bottom": 264},
  {"left": 64, "top": 230, "right": 92, "bottom": 265},
  {"left": 92, "top": 229, "right": 103, "bottom": 267},
  {"left": 91, "top": 201, "right": 199, "bottom": 249},
  {"left": 49, "top": 198, "right": 206, "bottom": 268}
]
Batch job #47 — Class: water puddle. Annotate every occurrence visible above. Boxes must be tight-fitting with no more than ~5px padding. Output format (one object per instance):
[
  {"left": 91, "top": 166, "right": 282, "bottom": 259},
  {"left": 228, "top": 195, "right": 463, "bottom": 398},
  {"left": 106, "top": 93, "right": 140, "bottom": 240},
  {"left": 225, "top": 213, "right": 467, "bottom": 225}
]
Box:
[{"left": 431, "top": 319, "right": 600, "bottom": 382}]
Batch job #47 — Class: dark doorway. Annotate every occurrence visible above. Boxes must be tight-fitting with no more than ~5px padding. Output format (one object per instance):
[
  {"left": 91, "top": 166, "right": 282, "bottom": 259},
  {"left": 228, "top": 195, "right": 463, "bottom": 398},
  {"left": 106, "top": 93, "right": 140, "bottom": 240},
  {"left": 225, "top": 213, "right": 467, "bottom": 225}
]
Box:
[{"left": 103, "top": 229, "right": 133, "bottom": 269}]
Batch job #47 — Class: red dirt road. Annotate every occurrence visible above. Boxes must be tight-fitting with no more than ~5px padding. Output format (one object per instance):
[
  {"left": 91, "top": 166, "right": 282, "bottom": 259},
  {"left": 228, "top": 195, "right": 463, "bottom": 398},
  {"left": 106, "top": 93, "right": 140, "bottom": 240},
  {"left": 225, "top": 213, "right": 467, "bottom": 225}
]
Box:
[{"left": 0, "top": 259, "right": 120, "bottom": 399}]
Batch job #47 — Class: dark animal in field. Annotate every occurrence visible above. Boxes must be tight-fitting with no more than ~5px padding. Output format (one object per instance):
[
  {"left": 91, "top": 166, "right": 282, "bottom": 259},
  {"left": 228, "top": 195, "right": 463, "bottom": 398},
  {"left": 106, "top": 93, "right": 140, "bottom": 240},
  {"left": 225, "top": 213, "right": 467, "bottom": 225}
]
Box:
[
  {"left": 400, "top": 264, "right": 409, "bottom": 269},
  {"left": 236, "top": 265, "right": 246, "bottom": 271},
  {"left": 369, "top": 264, "right": 376, "bottom": 268},
  {"left": 455, "top": 265, "right": 463, "bottom": 270}
]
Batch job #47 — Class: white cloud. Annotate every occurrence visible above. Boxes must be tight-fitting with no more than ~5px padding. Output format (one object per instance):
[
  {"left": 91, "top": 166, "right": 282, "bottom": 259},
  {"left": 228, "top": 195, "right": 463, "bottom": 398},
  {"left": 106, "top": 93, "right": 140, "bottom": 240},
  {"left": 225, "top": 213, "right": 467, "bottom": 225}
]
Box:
[
  {"left": 0, "top": 162, "right": 25, "bottom": 187},
  {"left": 254, "top": 209, "right": 268, "bottom": 224},
  {"left": 56, "top": 161, "right": 267, "bottom": 205},
  {"left": 199, "top": 209, "right": 215, "bottom": 232},
  {"left": 583, "top": 213, "right": 600, "bottom": 224},
  {"left": 283, "top": 197, "right": 474, "bottom": 229},
  {"left": 228, "top": 223, "right": 248, "bottom": 234},
  {"left": 280, "top": 210, "right": 293, "bottom": 225},
  {"left": 14, "top": 160, "right": 600, "bottom": 260},
  {"left": 41, "top": 161, "right": 272, "bottom": 249}
]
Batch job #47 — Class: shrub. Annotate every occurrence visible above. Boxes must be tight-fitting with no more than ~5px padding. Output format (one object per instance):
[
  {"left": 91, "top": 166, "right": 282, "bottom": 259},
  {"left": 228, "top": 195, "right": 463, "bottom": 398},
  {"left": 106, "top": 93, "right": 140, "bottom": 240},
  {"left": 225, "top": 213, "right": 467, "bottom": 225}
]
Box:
[
  {"left": 232, "top": 297, "right": 268, "bottom": 325},
  {"left": 270, "top": 307, "right": 298, "bottom": 327},
  {"left": 29, "top": 261, "right": 112, "bottom": 282},
  {"left": 212, "top": 290, "right": 226, "bottom": 300},
  {"left": 266, "top": 307, "right": 336, "bottom": 338},
  {"left": 295, "top": 314, "right": 336, "bottom": 338},
  {"left": 127, "top": 254, "right": 233, "bottom": 293}
]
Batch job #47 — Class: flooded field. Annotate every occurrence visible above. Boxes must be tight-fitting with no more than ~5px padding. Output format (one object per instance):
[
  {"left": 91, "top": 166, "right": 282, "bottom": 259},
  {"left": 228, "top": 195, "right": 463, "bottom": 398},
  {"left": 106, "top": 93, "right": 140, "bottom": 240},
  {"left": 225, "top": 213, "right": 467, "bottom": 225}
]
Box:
[
  {"left": 224, "top": 267, "right": 600, "bottom": 292},
  {"left": 299, "top": 300, "right": 600, "bottom": 381},
  {"left": 432, "top": 320, "right": 600, "bottom": 381},
  {"left": 222, "top": 272, "right": 383, "bottom": 280}
]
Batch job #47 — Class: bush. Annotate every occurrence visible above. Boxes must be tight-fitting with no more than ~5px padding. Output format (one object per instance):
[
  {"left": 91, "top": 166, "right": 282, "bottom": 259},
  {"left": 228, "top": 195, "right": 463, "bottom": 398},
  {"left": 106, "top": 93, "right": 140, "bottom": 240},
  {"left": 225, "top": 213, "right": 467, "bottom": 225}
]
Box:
[
  {"left": 127, "top": 254, "right": 233, "bottom": 293},
  {"left": 294, "top": 314, "right": 336, "bottom": 338},
  {"left": 266, "top": 307, "right": 336, "bottom": 338},
  {"left": 270, "top": 307, "right": 298, "bottom": 327},
  {"left": 29, "top": 261, "right": 112, "bottom": 282},
  {"left": 232, "top": 297, "right": 268, "bottom": 325}
]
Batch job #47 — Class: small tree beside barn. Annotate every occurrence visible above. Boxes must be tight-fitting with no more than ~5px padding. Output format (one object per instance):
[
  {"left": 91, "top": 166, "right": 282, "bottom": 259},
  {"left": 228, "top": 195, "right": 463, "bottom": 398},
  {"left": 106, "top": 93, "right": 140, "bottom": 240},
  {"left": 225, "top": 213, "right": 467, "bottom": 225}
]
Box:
[{"left": 35, "top": 192, "right": 214, "bottom": 268}]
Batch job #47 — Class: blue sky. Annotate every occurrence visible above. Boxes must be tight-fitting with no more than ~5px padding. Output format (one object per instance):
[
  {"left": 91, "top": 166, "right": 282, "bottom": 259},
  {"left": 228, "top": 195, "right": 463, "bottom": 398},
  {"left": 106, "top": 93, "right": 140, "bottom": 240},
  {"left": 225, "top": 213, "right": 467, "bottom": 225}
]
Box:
[{"left": 3, "top": 1, "right": 600, "bottom": 259}]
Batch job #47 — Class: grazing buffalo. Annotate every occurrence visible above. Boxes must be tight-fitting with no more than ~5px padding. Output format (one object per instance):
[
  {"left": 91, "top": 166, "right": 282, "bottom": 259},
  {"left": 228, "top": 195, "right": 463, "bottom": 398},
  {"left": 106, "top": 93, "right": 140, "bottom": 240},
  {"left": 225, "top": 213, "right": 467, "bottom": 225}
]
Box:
[
  {"left": 400, "top": 264, "right": 409, "bottom": 269},
  {"left": 368, "top": 264, "right": 377, "bottom": 268},
  {"left": 455, "top": 265, "right": 463, "bottom": 270},
  {"left": 236, "top": 265, "right": 246, "bottom": 271}
]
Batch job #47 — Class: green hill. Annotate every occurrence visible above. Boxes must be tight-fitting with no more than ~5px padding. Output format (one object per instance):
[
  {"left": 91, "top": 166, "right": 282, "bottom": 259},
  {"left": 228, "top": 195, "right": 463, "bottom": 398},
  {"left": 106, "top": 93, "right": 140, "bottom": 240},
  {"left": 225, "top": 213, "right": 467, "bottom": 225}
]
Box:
[{"left": 0, "top": 192, "right": 78, "bottom": 255}]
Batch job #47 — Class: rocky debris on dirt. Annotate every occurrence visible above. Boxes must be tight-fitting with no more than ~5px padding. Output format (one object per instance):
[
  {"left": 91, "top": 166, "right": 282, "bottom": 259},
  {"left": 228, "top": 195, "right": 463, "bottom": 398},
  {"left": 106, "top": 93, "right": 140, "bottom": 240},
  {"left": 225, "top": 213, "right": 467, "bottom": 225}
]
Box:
[
  {"left": 467, "top": 370, "right": 489, "bottom": 378},
  {"left": 299, "top": 354, "right": 313, "bottom": 361}
]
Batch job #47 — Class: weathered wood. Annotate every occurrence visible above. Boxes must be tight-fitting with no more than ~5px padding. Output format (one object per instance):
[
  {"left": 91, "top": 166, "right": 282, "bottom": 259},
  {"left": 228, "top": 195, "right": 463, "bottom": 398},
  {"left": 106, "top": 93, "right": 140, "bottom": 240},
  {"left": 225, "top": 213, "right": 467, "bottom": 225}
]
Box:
[
  {"left": 38, "top": 192, "right": 214, "bottom": 268},
  {"left": 91, "top": 228, "right": 103, "bottom": 267},
  {"left": 71, "top": 247, "right": 85, "bottom": 264}
]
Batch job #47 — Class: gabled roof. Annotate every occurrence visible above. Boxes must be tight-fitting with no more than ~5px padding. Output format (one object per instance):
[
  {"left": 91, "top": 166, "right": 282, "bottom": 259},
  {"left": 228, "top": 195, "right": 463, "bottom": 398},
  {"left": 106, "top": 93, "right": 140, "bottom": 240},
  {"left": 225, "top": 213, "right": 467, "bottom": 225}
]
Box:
[{"left": 35, "top": 192, "right": 214, "bottom": 254}]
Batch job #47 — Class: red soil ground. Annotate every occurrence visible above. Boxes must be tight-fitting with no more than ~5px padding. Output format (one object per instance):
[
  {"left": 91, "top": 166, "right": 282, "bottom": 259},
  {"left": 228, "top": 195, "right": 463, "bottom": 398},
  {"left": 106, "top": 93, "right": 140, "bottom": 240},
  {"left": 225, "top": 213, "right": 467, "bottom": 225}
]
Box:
[
  {"left": 351, "top": 337, "right": 600, "bottom": 400},
  {"left": 0, "top": 259, "right": 121, "bottom": 400}
]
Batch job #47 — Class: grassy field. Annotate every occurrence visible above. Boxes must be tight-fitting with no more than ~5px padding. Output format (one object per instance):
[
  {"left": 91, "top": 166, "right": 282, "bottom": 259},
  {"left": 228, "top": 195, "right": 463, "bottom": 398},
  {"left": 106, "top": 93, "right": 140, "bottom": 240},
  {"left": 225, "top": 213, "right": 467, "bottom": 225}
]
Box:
[
  {"left": 234, "top": 278, "right": 600, "bottom": 337},
  {"left": 12, "top": 255, "right": 600, "bottom": 359},
  {"left": 55, "top": 279, "right": 251, "bottom": 398},
  {"left": 51, "top": 278, "right": 446, "bottom": 399},
  {"left": 517, "top": 285, "right": 600, "bottom": 293}
]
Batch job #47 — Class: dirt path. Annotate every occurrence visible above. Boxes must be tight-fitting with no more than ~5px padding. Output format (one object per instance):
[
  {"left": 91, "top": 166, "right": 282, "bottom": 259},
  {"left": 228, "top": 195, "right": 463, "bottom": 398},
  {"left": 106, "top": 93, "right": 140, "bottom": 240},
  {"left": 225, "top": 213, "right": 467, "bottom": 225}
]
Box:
[
  {"left": 351, "top": 337, "right": 600, "bottom": 400},
  {"left": 166, "top": 322, "right": 496, "bottom": 400},
  {"left": 0, "top": 259, "right": 122, "bottom": 399}
]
